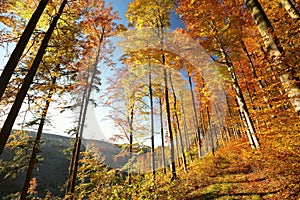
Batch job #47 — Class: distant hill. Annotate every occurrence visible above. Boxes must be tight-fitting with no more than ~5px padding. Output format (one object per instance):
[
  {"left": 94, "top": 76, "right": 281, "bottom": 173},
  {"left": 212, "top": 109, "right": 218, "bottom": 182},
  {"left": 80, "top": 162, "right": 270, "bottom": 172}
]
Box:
[{"left": 0, "top": 132, "right": 129, "bottom": 198}]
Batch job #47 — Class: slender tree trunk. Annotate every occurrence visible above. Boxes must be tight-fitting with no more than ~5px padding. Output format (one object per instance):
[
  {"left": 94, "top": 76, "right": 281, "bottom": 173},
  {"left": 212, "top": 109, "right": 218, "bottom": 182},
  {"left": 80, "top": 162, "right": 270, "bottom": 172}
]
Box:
[
  {"left": 245, "top": 0, "right": 300, "bottom": 115},
  {"left": 188, "top": 75, "right": 202, "bottom": 158},
  {"left": 225, "top": 89, "right": 244, "bottom": 139},
  {"left": 240, "top": 64, "right": 255, "bottom": 106},
  {"left": 213, "top": 103, "right": 224, "bottom": 139},
  {"left": 220, "top": 45, "right": 260, "bottom": 148},
  {"left": 163, "top": 67, "right": 176, "bottom": 180},
  {"left": 206, "top": 106, "right": 215, "bottom": 156},
  {"left": 128, "top": 104, "right": 134, "bottom": 185},
  {"left": 240, "top": 40, "right": 272, "bottom": 112},
  {"left": 281, "top": 0, "right": 299, "bottom": 19},
  {"left": 149, "top": 68, "right": 156, "bottom": 177},
  {"left": 180, "top": 94, "right": 192, "bottom": 162},
  {"left": 68, "top": 32, "right": 104, "bottom": 193},
  {"left": 169, "top": 74, "right": 187, "bottom": 173},
  {"left": 20, "top": 75, "right": 57, "bottom": 199},
  {"left": 0, "top": 0, "right": 49, "bottom": 101},
  {"left": 159, "top": 98, "right": 166, "bottom": 174},
  {"left": 0, "top": 0, "right": 68, "bottom": 156},
  {"left": 173, "top": 123, "right": 181, "bottom": 167},
  {"left": 241, "top": 40, "right": 265, "bottom": 90},
  {"left": 66, "top": 77, "right": 87, "bottom": 195}
]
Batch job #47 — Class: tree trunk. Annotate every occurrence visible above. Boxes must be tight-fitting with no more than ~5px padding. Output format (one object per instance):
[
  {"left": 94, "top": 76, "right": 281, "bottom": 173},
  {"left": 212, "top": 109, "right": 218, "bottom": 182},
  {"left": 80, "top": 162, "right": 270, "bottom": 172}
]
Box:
[
  {"left": 128, "top": 103, "right": 134, "bottom": 185},
  {"left": 206, "top": 106, "right": 215, "bottom": 155},
  {"left": 149, "top": 68, "right": 155, "bottom": 177},
  {"left": 163, "top": 67, "right": 176, "bottom": 180},
  {"left": 0, "top": 0, "right": 49, "bottom": 100},
  {"left": 159, "top": 98, "right": 166, "bottom": 174},
  {"left": 281, "top": 0, "right": 299, "bottom": 19},
  {"left": 0, "top": 0, "right": 68, "bottom": 156},
  {"left": 240, "top": 40, "right": 272, "bottom": 112},
  {"left": 67, "top": 32, "right": 104, "bottom": 193},
  {"left": 66, "top": 76, "right": 87, "bottom": 195},
  {"left": 20, "top": 75, "right": 57, "bottom": 199},
  {"left": 173, "top": 123, "right": 181, "bottom": 167},
  {"left": 220, "top": 43, "right": 260, "bottom": 149},
  {"left": 245, "top": 0, "right": 300, "bottom": 115},
  {"left": 169, "top": 73, "right": 187, "bottom": 173},
  {"left": 180, "top": 94, "right": 192, "bottom": 162},
  {"left": 188, "top": 75, "right": 202, "bottom": 158},
  {"left": 240, "top": 64, "right": 255, "bottom": 106}
]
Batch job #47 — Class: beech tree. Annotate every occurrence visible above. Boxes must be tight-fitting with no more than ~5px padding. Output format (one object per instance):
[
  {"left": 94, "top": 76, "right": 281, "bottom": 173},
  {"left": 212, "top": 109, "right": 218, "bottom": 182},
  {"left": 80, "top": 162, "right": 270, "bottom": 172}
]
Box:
[
  {"left": 244, "top": 0, "right": 300, "bottom": 115},
  {"left": 0, "top": 0, "right": 49, "bottom": 100},
  {"left": 0, "top": 0, "right": 68, "bottom": 156},
  {"left": 65, "top": 0, "right": 118, "bottom": 194},
  {"left": 127, "top": 0, "right": 177, "bottom": 180},
  {"left": 177, "top": 0, "right": 260, "bottom": 148}
]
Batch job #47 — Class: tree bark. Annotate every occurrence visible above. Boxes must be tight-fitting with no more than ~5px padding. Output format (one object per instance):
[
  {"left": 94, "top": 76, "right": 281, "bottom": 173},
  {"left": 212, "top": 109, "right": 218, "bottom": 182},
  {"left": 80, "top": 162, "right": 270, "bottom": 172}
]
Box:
[
  {"left": 219, "top": 44, "right": 260, "bottom": 149},
  {"left": 245, "top": 0, "right": 300, "bottom": 115},
  {"left": 169, "top": 73, "right": 187, "bottom": 173},
  {"left": 180, "top": 93, "right": 192, "bottom": 162},
  {"left": 281, "top": 0, "right": 300, "bottom": 19},
  {"left": 159, "top": 98, "right": 166, "bottom": 174},
  {"left": 188, "top": 75, "right": 202, "bottom": 158},
  {"left": 0, "top": 0, "right": 49, "bottom": 101},
  {"left": 128, "top": 103, "right": 134, "bottom": 185},
  {"left": 163, "top": 67, "right": 176, "bottom": 180},
  {"left": 206, "top": 106, "right": 215, "bottom": 155},
  {"left": 0, "top": 0, "right": 68, "bottom": 156},
  {"left": 149, "top": 67, "right": 156, "bottom": 177}
]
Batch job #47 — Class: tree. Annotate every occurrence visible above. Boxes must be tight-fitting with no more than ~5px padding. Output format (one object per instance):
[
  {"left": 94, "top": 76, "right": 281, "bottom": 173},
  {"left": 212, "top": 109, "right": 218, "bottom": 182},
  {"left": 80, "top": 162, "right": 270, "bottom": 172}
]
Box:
[
  {"left": 244, "top": 0, "right": 300, "bottom": 115},
  {"left": 169, "top": 73, "right": 187, "bottom": 172},
  {"left": 127, "top": 0, "right": 177, "bottom": 180},
  {"left": 20, "top": 69, "right": 58, "bottom": 199},
  {"left": 66, "top": 0, "right": 118, "bottom": 194},
  {"left": 0, "top": 0, "right": 68, "bottom": 156},
  {"left": 177, "top": 0, "right": 260, "bottom": 148},
  {"left": 0, "top": 0, "right": 49, "bottom": 100},
  {"left": 281, "top": 0, "right": 300, "bottom": 19}
]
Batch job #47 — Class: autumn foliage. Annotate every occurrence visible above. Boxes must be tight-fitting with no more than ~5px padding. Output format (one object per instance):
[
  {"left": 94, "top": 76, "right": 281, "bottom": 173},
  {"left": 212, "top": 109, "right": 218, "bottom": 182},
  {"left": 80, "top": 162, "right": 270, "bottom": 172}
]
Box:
[{"left": 0, "top": 0, "right": 299, "bottom": 199}]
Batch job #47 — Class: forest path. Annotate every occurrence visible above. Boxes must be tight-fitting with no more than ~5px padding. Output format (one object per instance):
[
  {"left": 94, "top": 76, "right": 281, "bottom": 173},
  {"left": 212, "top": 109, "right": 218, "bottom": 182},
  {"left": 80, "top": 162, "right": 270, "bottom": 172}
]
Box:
[{"left": 157, "top": 136, "right": 300, "bottom": 200}]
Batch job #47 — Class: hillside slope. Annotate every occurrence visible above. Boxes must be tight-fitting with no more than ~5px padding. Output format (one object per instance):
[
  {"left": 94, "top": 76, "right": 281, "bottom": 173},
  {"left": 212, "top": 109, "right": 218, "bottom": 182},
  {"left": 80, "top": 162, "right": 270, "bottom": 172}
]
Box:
[{"left": 0, "top": 133, "right": 128, "bottom": 198}]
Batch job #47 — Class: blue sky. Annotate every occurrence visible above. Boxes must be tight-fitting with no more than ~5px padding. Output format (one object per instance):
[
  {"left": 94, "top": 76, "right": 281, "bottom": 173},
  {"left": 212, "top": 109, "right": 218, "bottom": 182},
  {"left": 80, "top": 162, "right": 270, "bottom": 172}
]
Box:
[{"left": 110, "top": 0, "right": 184, "bottom": 29}]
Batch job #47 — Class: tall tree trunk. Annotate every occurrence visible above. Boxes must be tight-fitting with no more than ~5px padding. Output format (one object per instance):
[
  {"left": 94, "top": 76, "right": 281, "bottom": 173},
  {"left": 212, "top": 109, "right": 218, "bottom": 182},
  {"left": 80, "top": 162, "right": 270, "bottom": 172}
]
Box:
[
  {"left": 240, "top": 64, "right": 255, "bottom": 106},
  {"left": 245, "top": 0, "right": 300, "bottom": 115},
  {"left": 67, "top": 32, "right": 104, "bottom": 194},
  {"left": 188, "top": 75, "right": 202, "bottom": 158},
  {"left": 180, "top": 93, "right": 192, "bottom": 162},
  {"left": 169, "top": 74, "right": 187, "bottom": 173},
  {"left": 0, "top": 0, "right": 68, "bottom": 156},
  {"left": 20, "top": 74, "right": 57, "bottom": 200},
  {"left": 206, "top": 106, "right": 215, "bottom": 156},
  {"left": 159, "top": 98, "right": 166, "bottom": 174},
  {"left": 240, "top": 40, "right": 272, "bottom": 111},
  {"left": 220, "top": 44, "right": 260, "bottom": 149},
  {"left": 281, "top": 0, "right": 300, "bottom": 19},
  {"left": 173, "top": 123, "right": 181, "bottom": 167},
  {"left": 149, "top": 68, "right": 155, "bottom": 177},
  {"left": 128, "top": 103, "right": 134, "bottom": 185},
  {"left": 66, "top": 76, "right": 88, "bottom": 195},
  {"left": 163, "top": 67, "right": 176, "bottom": 180},
  {"left": 0, "top": 0, "right": 49, "bottom": 101},
  {"left": 224, "top": 87, "right": 243, "bottom": 139}
]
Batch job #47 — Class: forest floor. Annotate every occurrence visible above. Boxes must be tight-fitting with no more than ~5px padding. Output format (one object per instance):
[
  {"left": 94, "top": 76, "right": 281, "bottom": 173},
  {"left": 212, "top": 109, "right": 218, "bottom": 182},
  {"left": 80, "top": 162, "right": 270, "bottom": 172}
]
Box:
[{"left": 149, "top": 122, "right": 300, "bottom": 200}]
